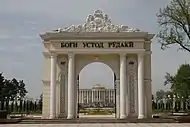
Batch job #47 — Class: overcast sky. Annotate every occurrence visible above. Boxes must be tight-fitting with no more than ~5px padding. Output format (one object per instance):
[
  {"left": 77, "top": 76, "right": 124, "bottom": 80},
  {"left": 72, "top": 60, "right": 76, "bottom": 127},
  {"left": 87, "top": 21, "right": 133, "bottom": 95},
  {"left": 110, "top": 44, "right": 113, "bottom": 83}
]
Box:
[{"left": 0, "top": 0, "right": 189, "bottom": 99}]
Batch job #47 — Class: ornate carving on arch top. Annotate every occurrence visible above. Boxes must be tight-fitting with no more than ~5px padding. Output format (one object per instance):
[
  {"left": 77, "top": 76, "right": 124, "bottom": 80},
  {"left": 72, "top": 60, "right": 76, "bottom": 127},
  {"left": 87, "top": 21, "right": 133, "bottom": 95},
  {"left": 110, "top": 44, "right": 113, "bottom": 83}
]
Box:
[{"left": 53, "top": 10, "right": 141, "bottom": 33}]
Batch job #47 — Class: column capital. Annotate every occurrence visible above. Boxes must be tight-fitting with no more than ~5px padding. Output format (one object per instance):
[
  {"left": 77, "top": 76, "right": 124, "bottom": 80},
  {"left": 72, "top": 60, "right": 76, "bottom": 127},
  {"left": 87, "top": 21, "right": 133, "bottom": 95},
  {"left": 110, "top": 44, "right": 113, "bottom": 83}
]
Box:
[
  {"left": 68, "top": 52, "right": 75, "bottom": 58},
  {"left": 50, "top": 53, "right": 57, "bottom": 57},
  {"left": 137, "top": 52, "right": 145, "bottom": 57},
  {"left": 145, "top": 51, "right": 152, "bottom": 55},
  {"left": 119, "top": 53, "right": 126, "bottom": 57}
]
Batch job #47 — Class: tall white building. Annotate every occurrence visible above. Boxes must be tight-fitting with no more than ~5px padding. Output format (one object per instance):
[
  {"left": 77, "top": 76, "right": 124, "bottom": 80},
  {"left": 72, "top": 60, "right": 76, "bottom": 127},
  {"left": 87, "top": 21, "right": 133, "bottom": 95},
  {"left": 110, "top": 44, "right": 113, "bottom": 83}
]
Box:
[{"left": 78, "top": 84, "right": 115, "bottom": 104}]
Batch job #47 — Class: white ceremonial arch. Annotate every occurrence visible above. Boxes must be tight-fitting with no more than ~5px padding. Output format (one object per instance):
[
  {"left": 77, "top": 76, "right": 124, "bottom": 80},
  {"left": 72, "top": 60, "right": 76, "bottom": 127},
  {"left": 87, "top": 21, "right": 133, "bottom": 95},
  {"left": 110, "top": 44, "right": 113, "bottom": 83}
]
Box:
[{"left": 40, "top": 10, "right": 154, "bottom": 119}]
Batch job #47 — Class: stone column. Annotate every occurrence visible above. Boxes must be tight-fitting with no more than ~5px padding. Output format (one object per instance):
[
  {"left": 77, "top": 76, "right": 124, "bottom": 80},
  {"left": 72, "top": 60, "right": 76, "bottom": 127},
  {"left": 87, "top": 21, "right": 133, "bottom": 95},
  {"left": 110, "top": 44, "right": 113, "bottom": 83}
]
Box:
[
  {"left": 67, "top": 53, "right": 75, "bottom": 119},
  {"left": 92, "top": 90, "right": 94, "bottom": 103},
  {"left": 49, "top": 54, "right": 57, "bottom": 119},
  {"left": 81, "top": 91, "right": 84, "bottom": 104},
  {"left": 120, "top": 53, "right": 127, "bottom": 119},
  {"left": 87, "top": 91, "right": 89, "bottom": 103},
  {"left": 116, "top": 81, "right": 120, "bottom": 118},
  {"left": 108, "top": 90, "right": 110, "bottom": 103},
  {"left": 138, "top": 53, "right": 145, "bottom": 119},
  {"left": 99, "top": 90, "right": 100, "bottom": 101},
  {"left": 104, "top": 90, "right": 106, "bottom": 102},
  {"left": 144, "top": 52, "right": 152, "bottom": 118}
]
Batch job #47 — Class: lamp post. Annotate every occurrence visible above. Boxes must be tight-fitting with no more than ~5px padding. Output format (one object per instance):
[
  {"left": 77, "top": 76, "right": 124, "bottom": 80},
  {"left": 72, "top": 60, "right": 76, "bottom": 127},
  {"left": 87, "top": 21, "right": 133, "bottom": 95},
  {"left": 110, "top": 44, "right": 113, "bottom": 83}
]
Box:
[
  {"left": 181, "top": 96, "right": 184, "bottom": 111},
  {"left": 177, "top": 95, "right": 180, "bottom": 112},
  {"left": 168, "top": 94, "right": 174, "bottom": 115},
  {"left": 163, "top": 98, "right": 166, "bottom": 111},
  {"left": 5, "top": 97, "right": 8, "bottom": 113}
]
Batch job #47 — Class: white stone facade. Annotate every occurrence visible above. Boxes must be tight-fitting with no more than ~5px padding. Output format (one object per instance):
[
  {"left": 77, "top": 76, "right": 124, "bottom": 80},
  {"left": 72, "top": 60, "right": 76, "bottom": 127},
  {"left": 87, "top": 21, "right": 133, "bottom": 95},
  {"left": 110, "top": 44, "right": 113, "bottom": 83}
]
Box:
[
  {"left": 79, "top": 85, "right": 115, "bottom": 104},
  {"left": 40, "top": 10, "right": 154, "bottom": 119}
]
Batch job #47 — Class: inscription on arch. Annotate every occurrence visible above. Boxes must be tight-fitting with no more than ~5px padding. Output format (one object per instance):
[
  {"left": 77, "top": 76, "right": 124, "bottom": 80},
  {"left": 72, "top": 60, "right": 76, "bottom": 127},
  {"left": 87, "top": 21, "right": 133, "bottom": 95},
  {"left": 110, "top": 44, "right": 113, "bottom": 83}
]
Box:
[{"left": 60, "top": 41, "right": 134, "bottom": 49}]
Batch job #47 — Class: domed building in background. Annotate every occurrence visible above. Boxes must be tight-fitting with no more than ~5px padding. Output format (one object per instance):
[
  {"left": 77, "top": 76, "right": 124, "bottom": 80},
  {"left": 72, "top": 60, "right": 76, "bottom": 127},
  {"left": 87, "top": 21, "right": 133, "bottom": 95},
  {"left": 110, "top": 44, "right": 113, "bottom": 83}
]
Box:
[{"left": 78, "top": 84, "right": 115, "bottom": 107}]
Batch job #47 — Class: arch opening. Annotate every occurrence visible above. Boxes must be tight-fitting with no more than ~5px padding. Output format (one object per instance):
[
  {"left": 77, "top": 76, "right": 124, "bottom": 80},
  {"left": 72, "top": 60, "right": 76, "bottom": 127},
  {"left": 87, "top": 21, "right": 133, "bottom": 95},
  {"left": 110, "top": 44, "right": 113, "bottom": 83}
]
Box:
[{"left": 77, "top": 62, "right": 117, "bottom": 118}]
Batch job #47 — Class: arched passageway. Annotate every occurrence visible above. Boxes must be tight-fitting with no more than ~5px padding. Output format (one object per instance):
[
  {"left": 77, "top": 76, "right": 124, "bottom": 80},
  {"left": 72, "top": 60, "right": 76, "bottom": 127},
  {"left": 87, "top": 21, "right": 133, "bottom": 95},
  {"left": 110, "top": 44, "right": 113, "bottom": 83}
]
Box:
[{"left": 76, "top": 62, "right": 117, "bottom": 118}]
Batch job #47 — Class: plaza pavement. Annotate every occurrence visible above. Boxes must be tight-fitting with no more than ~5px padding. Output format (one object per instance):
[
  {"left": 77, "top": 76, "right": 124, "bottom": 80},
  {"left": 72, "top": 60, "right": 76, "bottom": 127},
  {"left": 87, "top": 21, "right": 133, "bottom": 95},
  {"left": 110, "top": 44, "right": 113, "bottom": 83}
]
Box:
[
  {"left": 3, "top": 114, "right": 189, "bottom": 126},
  {"left": 0, "top": 123, "right": 190, "bottom": 127}
]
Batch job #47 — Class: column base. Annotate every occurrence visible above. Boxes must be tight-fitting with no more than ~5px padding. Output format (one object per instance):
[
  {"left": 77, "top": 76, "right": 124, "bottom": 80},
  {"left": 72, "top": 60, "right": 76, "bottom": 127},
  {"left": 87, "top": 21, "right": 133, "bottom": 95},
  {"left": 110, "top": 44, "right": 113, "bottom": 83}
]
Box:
[
  {"left": 67, "top": 115, "right": 75, "bottom": 119},
  {"left": 146, "top": 114, "right": 152, "bottom": 118},
  {"left": 58, "top": 113, "right": 67, "bottom": 118},
  {"left": 138, "top": 115, "right": 145, "bottom": 119},
  {"left": 120, "top": 115, "right": 127, "bottom": 119},
  {"left": 116, "top": 115, "right": 120, "bottom": 119},
  {"left": 49, "top": 114, "right": 56, "bottom": 119}
]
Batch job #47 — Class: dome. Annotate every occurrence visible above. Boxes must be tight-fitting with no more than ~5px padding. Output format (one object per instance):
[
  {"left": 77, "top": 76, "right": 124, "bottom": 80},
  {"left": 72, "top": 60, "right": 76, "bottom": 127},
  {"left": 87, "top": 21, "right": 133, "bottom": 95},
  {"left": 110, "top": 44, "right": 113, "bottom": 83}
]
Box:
[{"left": 92, "top": 84, "right": 105, "bottom": 89}]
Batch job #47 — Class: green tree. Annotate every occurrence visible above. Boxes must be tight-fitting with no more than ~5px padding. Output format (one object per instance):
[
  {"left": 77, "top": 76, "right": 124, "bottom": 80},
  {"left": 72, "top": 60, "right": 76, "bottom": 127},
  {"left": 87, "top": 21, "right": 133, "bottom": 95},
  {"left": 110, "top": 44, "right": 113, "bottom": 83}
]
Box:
[
  {"left": 156, "top": 89, "right": 166, "bottom": 102},
  {"left": 164, "top": 64, "right": 190, "bottom": 98},
  {"left": 18, "top": 80, "right": 28, "bottom": 100},
  {"left": 165, "top": 91, "right": 173, "bottom": 98},
  {"left": 0, "top": 73, "right": 28, "bottom": 111},
  {"left": 0, "top": 73, "right": 5, "bottom": 110},
  {"left": 157, "top": 0, "right": 190, "bottom": 52},
  {"left": 5, "top": 79, "right": 19, "bottom": 101},
  {"left": 38, "top": 93, "right": 43, "bottom": 111},
  {"left": 0, "top": 74, "right": 5, "bottom": 98}
]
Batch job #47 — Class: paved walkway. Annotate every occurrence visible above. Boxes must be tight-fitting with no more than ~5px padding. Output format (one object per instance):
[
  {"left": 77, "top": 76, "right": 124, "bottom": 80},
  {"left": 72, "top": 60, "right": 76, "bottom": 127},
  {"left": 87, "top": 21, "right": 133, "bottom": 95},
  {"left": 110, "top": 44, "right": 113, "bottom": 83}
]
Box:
[
  {"left": 79, "top": 114, "right": 115, "bottom": 118},
  {"left": 0, "top": 124, "right": 190, "bottom": 127}
]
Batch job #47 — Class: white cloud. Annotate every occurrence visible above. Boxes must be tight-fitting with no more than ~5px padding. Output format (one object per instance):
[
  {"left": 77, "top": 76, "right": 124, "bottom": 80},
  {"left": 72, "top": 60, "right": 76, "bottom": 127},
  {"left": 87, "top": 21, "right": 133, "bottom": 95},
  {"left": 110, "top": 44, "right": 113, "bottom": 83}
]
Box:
[
  {"left": 13, "top": 45, "right": 27, "bottom": 52},
  {"left": 0, "top": 56, "right": 24, "bottom": 66},
  {"left": 28, "top": 43, "right": 42, "bottom": 48},
  {"left": 12, "top": 43, "right": 41, "bottom": 52},
  {"left": 0, "top": 47, "right": 5, "bottom": 52},
  {"left": 10, "top": 61, "right": 24, "bottom": 66},
  {"left": 31, "top": 27, "right": 37, "bottom": 30},
  {"left": 27, "top": 21, "right": 39, "bottom": 25},
  {"left": 19, "top": 35, "right": 35, "bottom": 40},
  {"left": 0, "top": 35, "right": 11, "bottom": 40}
]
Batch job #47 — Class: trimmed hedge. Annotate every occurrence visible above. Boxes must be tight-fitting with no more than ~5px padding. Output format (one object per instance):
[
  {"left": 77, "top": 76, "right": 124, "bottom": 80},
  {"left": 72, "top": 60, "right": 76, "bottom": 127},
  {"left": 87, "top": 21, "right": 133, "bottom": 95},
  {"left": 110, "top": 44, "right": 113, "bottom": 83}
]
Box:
[{"left": 0, "top": 110, "right": 7, "bottom": 119}]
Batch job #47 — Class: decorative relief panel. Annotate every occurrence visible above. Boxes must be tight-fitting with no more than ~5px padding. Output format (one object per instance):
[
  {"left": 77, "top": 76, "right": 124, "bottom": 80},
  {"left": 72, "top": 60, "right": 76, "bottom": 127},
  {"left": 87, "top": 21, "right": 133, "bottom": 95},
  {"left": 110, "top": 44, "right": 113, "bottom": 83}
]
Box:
[
  {"left": 127, "top": 57, "right": 137, "bottom": 114},
  {"left": 58, "top": 56, "right": 68, "bottom": 116},
  {"left": 59, "top": 74, "right": 65, "bottom": 116},
  {"left": 53, "top": 10, "right": 141, "bottom": 33}
]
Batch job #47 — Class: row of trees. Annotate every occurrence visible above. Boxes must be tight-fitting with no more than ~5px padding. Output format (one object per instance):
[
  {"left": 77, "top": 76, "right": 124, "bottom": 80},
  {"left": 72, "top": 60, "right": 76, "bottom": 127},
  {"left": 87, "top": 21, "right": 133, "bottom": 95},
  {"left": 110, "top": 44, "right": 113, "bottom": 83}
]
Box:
[
  {"left": 153, "top": 63, "right": 190, "bottom": 111},
  {"left": 155, "top": 0, "right": 190, "bottom": 112},
  {"left": 0, "top": 100, "right": 42, "bottom": 114},
  {"left": 0, "top": 73, "right": 28, "bottom": 110},
  {"left": 164, "top": 64, "right": 190, "bottom": 98}
]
